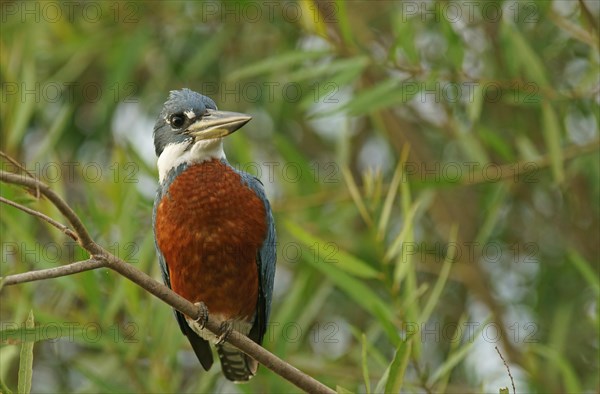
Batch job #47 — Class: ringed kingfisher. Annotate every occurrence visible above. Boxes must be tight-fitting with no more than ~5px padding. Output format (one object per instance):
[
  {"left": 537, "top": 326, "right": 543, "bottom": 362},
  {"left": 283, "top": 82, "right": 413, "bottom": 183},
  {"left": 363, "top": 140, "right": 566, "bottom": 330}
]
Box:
[{"left": 151, "top": 88, "right": 276, "bottom": 382}]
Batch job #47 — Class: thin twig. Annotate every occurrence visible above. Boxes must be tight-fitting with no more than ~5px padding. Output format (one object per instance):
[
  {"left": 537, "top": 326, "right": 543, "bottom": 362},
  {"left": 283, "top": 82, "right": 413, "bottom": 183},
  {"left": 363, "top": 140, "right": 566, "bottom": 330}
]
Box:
[
  {"left": 0, "top": 151, "right": 40, "bottom": 198},
  {"left": 0, "top": 196, "right": 78, "bottom": 241},
  {"left": 1, "top": 259, "right": 106, "bottom": 286},
  {"left": 495, "top": 346, "right": 516, "bottom": 394},
  {"left": 0, "top": 171, "right": 99, "bottom": 253},
  {"left": 0, "top": 167, "right": 336, "bottom": 394}
]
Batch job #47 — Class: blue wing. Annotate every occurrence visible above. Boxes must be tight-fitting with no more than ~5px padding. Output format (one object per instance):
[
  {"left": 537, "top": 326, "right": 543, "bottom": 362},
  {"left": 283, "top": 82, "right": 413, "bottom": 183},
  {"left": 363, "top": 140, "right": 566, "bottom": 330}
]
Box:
[
  {"left": 238, "top": 170, "right": 277, "bottom": 344},
  {"left": 153, "top": 188, "right": 213, "bottom": 370}
]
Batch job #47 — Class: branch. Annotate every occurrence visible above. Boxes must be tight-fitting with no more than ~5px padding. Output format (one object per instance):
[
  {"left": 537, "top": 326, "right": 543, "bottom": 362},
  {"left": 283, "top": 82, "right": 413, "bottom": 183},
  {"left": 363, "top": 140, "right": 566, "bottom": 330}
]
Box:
[
  {"left": 0, "top": 172, "right": 98, "bottom": 252},
  {"left": 0, "top": 168, "right": 335, "bottom": 394},
  {"left": 0, "top": 196, "right": 77, "bottom": 241},
  {"left": 0, "top": 151, "right": 40, "bottom": 198},
  {"left": 2, "top": 259, "right": 106, "bottom": 286}
]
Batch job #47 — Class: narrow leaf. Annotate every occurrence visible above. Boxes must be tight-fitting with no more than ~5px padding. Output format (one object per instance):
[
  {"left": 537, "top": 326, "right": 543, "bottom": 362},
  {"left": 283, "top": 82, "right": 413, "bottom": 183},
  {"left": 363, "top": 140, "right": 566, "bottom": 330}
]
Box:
[
  {"left": 17, "top": 311, "right": 34, "bottom": 394},
  {"left": 530, "top": 344, "right": 581, "bottom": 393},
  {"left": 428, "top": 316, "right": 490, "bottom": 385},
  {"left": 286, "top": 56, "right": 368, "bottom": 82},
  {"left": 419, "top": 224, "right": 459, "bottom": 324},
  {"left": 341, "top": 166, "right": 373, "bottom": 226},
  {"left": 378, "top": 144, "right": 410, "bottom": 240},
  {"left": 502, "top": 22, "right": 549, "bottom": 87},
  {"left": 227, "top": 51, "right": 326, "bottom": 81},
  {"left": 344, "top": 79, "right": 421, "bottom": 116},
  {"left": 362, "top": 334, "right": 371, "bottom": 394},
  {"left": 541, "top": 101, "right": 564, "bottom": 184},
  {"left": 384, "top": 198, "right": 422, "bottom": 263},
  {"left": 0, "top": 377, "right": 13, "bottom": 394},
  {"left": 568, "top": 250, "right": 600, "bottom": 296},
  {"left": 385, "top": 337, "right": 412, "bottom": 393},
  {"left": 336, "top": 386, "right": 354, "bottom": 394},
  {"left": 284, "top": 220, "right": 380, "bottom": 278}
]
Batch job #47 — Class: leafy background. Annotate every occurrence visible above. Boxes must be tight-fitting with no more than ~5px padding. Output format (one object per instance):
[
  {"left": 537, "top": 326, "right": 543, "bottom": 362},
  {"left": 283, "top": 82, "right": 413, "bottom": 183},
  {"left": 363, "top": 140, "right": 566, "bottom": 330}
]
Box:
[{"left": 1, "top": 1, "right": 598, "bottom": 393}]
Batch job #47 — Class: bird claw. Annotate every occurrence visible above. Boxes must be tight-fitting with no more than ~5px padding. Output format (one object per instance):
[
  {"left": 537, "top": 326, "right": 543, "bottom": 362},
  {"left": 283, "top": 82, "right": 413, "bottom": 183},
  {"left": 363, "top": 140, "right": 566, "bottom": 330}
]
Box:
[
  {"left": 216, "top": 321, "right": 233, "bottom": 345},
  {"left": 194, "top": 302, "right": 209, "bottom": 330}
]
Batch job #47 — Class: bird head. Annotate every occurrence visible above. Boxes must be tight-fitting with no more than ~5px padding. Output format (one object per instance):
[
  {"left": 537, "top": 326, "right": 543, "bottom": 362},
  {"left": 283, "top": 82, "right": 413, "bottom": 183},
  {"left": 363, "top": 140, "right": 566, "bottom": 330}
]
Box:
[{"left": 153, "top": 89, "right": 252, "bottom": 182}]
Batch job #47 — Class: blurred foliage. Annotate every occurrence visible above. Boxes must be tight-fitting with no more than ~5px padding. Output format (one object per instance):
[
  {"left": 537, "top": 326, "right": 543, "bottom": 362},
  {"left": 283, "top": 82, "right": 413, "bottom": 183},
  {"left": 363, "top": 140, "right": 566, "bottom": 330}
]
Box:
[{"left": 1, "top": 0, "right": 599, "bottom": 393}]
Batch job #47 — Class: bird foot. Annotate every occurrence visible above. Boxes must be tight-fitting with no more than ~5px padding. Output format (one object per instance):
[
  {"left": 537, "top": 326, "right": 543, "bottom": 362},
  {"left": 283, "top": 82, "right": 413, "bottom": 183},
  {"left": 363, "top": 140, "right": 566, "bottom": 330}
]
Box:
[
  {"left": 193, "top": 302, "right": 209, "bottom": 330},
  {"left": 216, "top": 321, "right": 233, "bottom": 345}
]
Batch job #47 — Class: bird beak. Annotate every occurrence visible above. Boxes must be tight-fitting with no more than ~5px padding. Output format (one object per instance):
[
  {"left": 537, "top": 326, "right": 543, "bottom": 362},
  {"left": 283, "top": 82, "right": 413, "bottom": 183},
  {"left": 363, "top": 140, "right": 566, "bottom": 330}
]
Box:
[{"left": 185, "top": 109, "right": 252, "bottom": 141}]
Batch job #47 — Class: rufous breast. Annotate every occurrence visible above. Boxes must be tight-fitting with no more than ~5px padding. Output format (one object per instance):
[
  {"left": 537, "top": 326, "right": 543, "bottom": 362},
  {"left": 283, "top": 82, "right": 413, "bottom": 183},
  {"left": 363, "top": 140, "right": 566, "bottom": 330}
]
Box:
[{"left": 155, "top": 159, "right": 267, "bottom": 321}]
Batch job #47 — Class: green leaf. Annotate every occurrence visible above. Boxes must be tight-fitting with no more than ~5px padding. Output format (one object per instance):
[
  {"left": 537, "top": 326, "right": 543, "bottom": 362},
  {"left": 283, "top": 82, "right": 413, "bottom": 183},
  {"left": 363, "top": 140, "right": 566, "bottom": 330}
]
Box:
[
  {"left": 0, "top": 377, "right": 13, "bottom": 394},
  {"left": 530, "top": 344, "right": 582, "bottom": 393},
  {"left": 385, "top": 196, "right": 424, "bottom": 263},
  {"left": 383, "top": 337, "right": 412, "bottom": 393},
  {"left": 181, "top": 29, "right": 233, "bottom": 78},
  {"left": 336, "top": 386, "right": 354, "bottom": 394},
  {"left": 73, "top": 360, "right": 132, "bottom": 393},
  {"left": 419, "top": 224, "right": 459, "bottom": 324},
  {"left": 501, "top": 22, "right": 549, "bottom": 87},
  {"left": 270, "top": 133, "right": 322, "bottom": 195},
  {"left": 391, "top": 14, "right": 417, "bottom": 64},
  {"left": 341, "top": 166, "right": 374, "bottom": 227},
  {"left": 6, "top": 61, "right": 36, "bottom": 151},
  {"left": 17, "top": 311, "right": 34, "bottom": 394},
  {"left": 343, "top": 79, "right": 422, "bottom": 116},
  {"left": 427, "top": 316, "right": 490, "bottom": 385},
  {"left": 467, "top": 82, "right": 484, "bottom": 123},
  {"left": 31, "top": 104, "right": 72, "bottom": 162},
  {"left": 541, "top": 101, "right": 564, "bottom": 184},
  {"left": 477, "top": 125, "right": 515, "bottom": 162},
  {"left": 285, "top": 221, "right": 397, "bottom": 342},
  {"left": 361, "top": 333, "right": 371, "bottom": 394},
  {"left": 286, "top": 56, "right": 368, "bottom": 83},
  {"left": 431, "top": 313, "right": 468, "bottom": 392},
  {"left": 568, "top": 250, "right": 600, "bottom": 296},
  {"left": 227, "top": 51, "right": 327, "bottom": 82},
  {"left": 284, "top": 220, "right": 380, "bottom": 278},
  {"left": 378, "top": 145, "right": 410, "bottom": 240},
  {"left": 370, "top": 302, "right": 403, "bottom": 348},
  {"left": 335, "top": 0, "right": 355, "bottom": 48}
]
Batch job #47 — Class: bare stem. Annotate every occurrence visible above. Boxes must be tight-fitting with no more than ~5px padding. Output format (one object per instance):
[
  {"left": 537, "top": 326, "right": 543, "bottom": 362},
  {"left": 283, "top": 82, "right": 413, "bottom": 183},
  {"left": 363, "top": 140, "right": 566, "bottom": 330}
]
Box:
[
  {"left": 0, "top": 196, "right": 78, "bottom": 240},
  {"left": 0, "top": 167, "right": 335, "bottom": 394},
  {"left": 1, "top": 259, "right": 106, "bottom": 285},
  {"left": 1, "top": 171, "right": 98, "bottom": 252},
  {"left": 495, "top": 346, "right": 516, "bottom": 394}
]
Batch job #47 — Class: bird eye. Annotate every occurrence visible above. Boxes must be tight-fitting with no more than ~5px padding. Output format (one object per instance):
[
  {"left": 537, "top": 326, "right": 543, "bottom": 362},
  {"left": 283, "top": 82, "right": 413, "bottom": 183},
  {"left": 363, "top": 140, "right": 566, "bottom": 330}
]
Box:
[{"left": 169, "top": 114, "right": 185, "bottom": 129}]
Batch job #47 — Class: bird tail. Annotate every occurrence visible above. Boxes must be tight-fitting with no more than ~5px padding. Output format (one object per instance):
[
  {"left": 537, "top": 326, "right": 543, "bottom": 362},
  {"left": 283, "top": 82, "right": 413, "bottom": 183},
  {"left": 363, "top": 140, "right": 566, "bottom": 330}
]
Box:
[{"left": 216, "top": 342, "right": 258, "bottom": 383}]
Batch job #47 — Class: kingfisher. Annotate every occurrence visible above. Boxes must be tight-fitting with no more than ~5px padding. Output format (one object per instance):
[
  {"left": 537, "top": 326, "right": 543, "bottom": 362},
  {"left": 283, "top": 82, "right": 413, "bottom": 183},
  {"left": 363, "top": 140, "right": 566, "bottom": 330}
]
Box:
[{"left": 151, "top": 88, "right": 276, "bottom": 382}]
